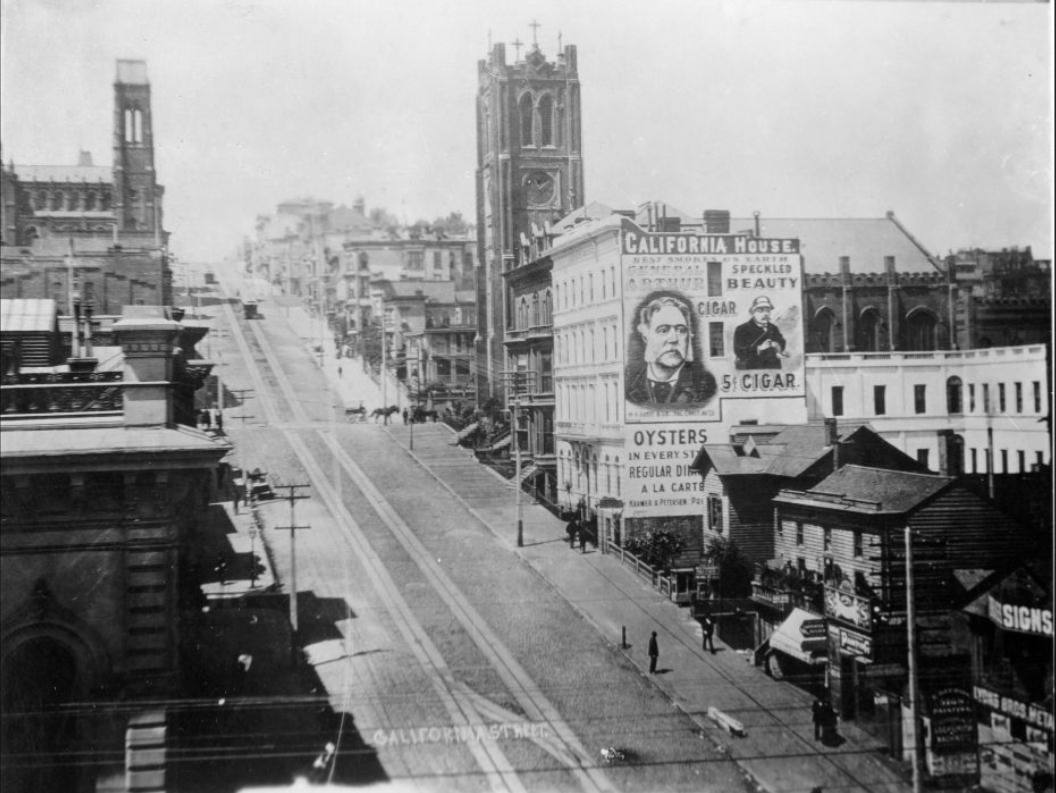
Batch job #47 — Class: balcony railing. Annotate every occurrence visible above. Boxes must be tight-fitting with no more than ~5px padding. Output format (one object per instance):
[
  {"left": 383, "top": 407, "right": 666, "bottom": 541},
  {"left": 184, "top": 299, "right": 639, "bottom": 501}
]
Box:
[{"left": 2, "top": 373, "right": 125, "bottom": 416}]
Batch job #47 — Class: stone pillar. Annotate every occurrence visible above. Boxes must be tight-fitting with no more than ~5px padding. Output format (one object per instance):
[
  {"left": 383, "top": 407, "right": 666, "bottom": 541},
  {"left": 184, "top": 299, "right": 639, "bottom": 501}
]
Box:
[
  {"left": 884, "top": 256, "right": 899, "bottom": 351},
  {"left": 839, "top": 256, "right": 854, "bottom": 352}
]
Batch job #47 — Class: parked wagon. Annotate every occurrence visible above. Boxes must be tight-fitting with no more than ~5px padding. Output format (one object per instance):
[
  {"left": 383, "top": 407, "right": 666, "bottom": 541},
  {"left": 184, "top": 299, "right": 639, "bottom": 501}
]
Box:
[{"left": 243, "top": 300, "right": 259, "bottom": 319}]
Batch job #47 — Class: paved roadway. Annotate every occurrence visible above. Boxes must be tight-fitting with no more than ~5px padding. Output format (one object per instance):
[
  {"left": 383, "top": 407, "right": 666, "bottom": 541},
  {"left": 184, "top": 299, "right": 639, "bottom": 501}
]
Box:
[{"left": 201, "top": 272, "right": 912, "bottom": 793}]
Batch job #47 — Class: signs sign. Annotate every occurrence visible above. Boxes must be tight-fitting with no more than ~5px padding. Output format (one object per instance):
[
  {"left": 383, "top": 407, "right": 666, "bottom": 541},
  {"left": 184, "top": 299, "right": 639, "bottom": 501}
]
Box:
[
  {"left": 974, "top": 685, "right": 1054, "bottom": 731},
  {"left": 618, "top": 218, "right": 802, "bottom": 520},
  {"left": 620, "top": 217, "right": 804, "bottom": 427},
  {"left": 824, "top": 585, "right": 873, "bottom": 631},
  {"left": 987, "top": 595, "right": 1053, "bottom": 637}
]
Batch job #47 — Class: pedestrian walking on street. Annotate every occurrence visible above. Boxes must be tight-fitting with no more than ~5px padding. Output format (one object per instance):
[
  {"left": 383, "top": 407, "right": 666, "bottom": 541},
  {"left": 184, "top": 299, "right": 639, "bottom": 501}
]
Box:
[
  {"left": 567, "top": 517, "right": 579, "bottom": 549},
  {"left": 579, "top": 527, "right": 588, "bottom": 553},
  {"left": 701, "top": 614, "right": 716, "bottom": 654},
  {"left": 648, "top": 631, "right": 659, "bottom": 674},
  {"left": 215, "top": 409, "right": 224, "bottom": 434},
  {"left": 811, "top": 698, "right": 825, "bottom": 740}
]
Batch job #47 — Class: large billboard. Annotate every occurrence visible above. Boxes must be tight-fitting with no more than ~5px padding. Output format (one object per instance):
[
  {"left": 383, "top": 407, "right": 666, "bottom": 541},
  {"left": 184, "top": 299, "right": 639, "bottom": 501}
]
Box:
[{"left": 620, "top": 218, "right": 803, "bottom": 519}]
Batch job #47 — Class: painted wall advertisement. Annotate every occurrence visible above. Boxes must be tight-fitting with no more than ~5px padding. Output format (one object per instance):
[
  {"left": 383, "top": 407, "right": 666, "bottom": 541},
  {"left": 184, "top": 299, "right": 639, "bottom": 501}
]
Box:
[{"left": 620, "top": 219, "right": 803, "bottom": 518}]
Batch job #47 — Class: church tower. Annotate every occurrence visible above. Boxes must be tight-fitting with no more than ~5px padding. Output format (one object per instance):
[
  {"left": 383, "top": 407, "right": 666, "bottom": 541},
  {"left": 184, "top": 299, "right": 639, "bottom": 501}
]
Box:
[
  {"left": 475, "top": 29, "right": 583, "bottom": 401},
  {"left": 112, "top": 60, "right": 162, "bottom": 240}
]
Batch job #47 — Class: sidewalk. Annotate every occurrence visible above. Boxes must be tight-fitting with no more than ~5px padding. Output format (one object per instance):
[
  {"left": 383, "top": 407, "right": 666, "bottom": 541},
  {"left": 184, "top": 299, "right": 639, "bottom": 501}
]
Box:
[
  {"left": 199, "top": 498, "right": 277, "bottom": 600},
  {"left": 385, "top": 421, "right": 913, "bottom": 793},
  {"left": 279, "top": 302, "right": 386, "bottom": 413}
]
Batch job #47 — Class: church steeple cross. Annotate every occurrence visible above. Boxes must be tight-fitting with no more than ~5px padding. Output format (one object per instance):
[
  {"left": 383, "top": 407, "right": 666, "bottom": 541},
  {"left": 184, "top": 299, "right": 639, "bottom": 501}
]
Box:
[
  {"left": 529, "top": 19, "right": 541, "bottom": 48},
  {"left": 512, "top": 38, "right": 523, "bottom": 60}
]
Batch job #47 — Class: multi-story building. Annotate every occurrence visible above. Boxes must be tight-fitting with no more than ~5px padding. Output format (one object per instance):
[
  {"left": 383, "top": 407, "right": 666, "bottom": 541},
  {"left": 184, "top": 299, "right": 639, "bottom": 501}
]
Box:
[
  {"left": 955, "top": 562, "right": 1053, "bottom": 793},
  {"left": 475, "top": 34, "right": 583, "bottom": 404},
  {"left": 1, "top": 60, "right": 172, "bottom": 314},
  {"left": 773, "top": 466, "right": 1025, "bottom": 763},
  {"left": 806, "top": 343, "right": 1050, "bottom": 476},
  {"left": 1, "top": 300, "right": 227, "bottom": 791},
  {"left": 503, "top": 239, "right": 556, "bottom": 504}
]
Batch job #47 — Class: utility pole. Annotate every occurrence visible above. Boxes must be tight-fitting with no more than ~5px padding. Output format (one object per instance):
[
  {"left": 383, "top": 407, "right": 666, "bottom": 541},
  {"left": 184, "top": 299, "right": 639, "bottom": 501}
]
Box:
[
  {"left": 229, "top": 388, "right": 255, "bottom": 425},
  {"left": 905, "top": 525, "right": 924, "bottom": 793},
  {"left": 506, "top": 370, "right": 526, "bottom": 548},
  {"left": 274, "top": 483, "right": 311, "bottom": 664}
]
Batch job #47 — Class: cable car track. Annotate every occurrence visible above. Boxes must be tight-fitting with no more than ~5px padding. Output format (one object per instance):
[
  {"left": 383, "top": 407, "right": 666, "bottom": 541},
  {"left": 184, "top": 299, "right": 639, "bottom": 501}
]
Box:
[{"left": 219, "top": 295, "right": 616, "bottom": 793}]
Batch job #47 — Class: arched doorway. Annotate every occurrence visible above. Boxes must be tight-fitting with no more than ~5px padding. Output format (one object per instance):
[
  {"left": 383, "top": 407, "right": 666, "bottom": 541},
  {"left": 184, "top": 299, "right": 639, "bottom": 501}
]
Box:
[{"left": 1, "top": 637, "right": 80, "bottom": 792}]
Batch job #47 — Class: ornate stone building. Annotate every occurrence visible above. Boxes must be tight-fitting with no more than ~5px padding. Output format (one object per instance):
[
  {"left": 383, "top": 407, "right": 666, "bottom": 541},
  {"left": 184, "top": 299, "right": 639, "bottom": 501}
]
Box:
[
  {"left": 0, "top": 60, "right": 172, "bottom": 315},
  {"left": 0, "top": 300, "right": 225, "bottom": 791},
  {"left": 475, "top": 34, "right": 583, "bottom": 403}
]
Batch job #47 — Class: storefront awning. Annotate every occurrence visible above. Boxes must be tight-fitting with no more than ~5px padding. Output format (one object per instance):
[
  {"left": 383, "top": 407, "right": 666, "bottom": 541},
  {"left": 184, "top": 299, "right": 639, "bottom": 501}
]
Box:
[{"left": 768, "top": 608, "right": 828, "bottom": 665}]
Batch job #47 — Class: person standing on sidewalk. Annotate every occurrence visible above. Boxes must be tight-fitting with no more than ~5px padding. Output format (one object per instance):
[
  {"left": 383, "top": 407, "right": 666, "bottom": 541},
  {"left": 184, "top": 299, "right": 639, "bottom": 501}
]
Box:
[
  {"left": 648, "top": 631, "right": 659, "bottom": 673},
  {"left": 811, "top": 698, "right": 825, "bottom": 740},
  {"left": 701, "top": 614, "right": 716, "bottom": 654},
  {"left": 567, "top": 517, "right": 579, "bottom": 550}
]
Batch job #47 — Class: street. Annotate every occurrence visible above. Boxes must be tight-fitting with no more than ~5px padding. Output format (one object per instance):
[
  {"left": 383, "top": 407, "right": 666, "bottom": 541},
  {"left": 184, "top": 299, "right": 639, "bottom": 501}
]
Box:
[{"left": 191, "top": 265, "right": 910, "bottom": 793}]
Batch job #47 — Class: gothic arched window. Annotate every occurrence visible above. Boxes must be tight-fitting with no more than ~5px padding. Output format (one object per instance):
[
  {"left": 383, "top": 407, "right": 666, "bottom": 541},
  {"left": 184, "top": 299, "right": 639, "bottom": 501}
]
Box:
[
  {"left": 519, "top": 93, "right": 534, "bottom": 147},
  {"left": 811, "top": 307, "right": 838, "bottom": 353},
  {"left": 85, "top": 191, "right": 96, "bottom": 211},
  {"left": 906, "top": 309, "right": 938, "bottom": 351},
  {"left": 946, "top": 376, "right": 964, "bottom": 415},
  {"left": 51, "top": 192, "right": 63, "bottom": 211},
  {"left": 857, "top": 308, "right": 882, "bottom": 352},
  {"left": 538, "top": 94, "right": 554, "bottom": 146}
]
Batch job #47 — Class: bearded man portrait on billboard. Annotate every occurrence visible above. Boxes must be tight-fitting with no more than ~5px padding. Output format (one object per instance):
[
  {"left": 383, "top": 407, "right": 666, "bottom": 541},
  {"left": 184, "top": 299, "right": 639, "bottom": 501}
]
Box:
[{"left": 625, "top": 291, "right": 716, "bottom": 408}]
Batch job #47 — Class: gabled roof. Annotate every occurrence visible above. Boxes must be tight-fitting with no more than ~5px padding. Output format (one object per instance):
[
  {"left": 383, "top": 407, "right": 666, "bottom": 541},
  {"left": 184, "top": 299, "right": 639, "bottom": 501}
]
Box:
[
  {"left": 776, "top": 464, "right": 953, "bottom": 515},
  {"left": 0, "top": 299, "right": 58, "bottom": 333},
  {"left": 763, "top": 423, "right": 872, "bottom": 478},
  {"left": 728, "top": 216, "right": 938, "bottom": 275},
  {"left": 692, "top": 421, "right": 873, "bottom": 478}
]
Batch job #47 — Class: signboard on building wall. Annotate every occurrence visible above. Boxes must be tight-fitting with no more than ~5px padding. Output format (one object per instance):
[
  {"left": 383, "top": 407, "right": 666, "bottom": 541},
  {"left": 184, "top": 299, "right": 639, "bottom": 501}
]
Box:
[
  {"left": 620, "top": 218, "right": 804, "bottom": 426},
  {"left": 618, "top": 219, "right": 802, "bottom": 520}
]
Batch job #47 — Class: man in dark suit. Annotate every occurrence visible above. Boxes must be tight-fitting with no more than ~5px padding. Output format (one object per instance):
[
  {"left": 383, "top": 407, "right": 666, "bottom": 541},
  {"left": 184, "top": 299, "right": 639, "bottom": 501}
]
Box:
[
  {"left": 733, "top": 295, "right": 787, "bottom": 369},
  {"left": 625, "top": 294, "right": 716, "bottom": 408}
]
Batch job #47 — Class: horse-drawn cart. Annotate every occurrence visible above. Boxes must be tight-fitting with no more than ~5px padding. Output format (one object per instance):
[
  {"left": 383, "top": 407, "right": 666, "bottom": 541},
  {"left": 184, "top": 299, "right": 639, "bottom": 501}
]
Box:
[{"left": 233, "top": 467, "right": 274, "bottom": 502}]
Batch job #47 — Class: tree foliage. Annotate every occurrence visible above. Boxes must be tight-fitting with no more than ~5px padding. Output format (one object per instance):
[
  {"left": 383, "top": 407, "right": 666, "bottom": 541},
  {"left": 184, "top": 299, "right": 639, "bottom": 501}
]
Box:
[
  {"left": 623, "top": 530, "right": 685, "bottom": 572},
  {"left": 703, "top": 536, "right": 753, "bottom": 598}
]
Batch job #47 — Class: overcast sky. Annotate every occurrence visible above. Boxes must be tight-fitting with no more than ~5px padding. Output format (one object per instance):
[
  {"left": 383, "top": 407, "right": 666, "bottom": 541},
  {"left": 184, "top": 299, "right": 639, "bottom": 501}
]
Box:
[{"left": 1, "top": 0, "right": 1051, "bottom": 263}]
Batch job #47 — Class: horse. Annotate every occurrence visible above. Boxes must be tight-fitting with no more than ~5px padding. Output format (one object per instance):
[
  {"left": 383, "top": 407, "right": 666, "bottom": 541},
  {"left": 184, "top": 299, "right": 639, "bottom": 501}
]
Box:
[{"left": 371, "top": 405, "right": 400, "bottom": 424}]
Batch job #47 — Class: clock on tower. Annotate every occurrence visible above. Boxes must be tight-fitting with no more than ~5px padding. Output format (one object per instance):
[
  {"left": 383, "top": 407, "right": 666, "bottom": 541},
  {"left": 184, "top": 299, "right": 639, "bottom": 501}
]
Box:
[{"left": 523, "top": 171, "right": 556, "bottom": 207}]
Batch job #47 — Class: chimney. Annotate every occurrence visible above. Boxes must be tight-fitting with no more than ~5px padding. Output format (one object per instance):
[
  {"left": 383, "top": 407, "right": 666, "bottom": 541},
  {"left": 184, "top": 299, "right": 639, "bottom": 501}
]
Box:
[
  {"left": 825, "top": 418, "right": 841, "bottom": 471},
  {"left": 113, "top": 306, "right": 182, "bottom": 427},
  {"left": 703, "top": 210, "right": 730, "bottom": 234},
  {"left": 77, "top": 150, "right": 94, "bottom": 167}
]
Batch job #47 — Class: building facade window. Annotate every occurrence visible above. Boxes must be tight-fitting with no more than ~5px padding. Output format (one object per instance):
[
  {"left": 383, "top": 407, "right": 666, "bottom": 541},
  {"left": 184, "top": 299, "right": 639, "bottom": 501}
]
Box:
[
  {"left": 917, "top": 449, "right": 930, "bottom": 468},
  {"left": 946, "top": 376, "right": 963, "bottom": 414},
  {"left": 969, "top": 384, "right": 976, "bottom": 412},
  {"left": 823, "top": 527, "right": 832, "bottom": 553},
  {"left": 811, "top": 308, "right": 838, "bottom": 353},
  {"left": 874, "top": 385, "right": 886, "bottom": 415},
  {"left": 998, "top": 383, "right": 1006, "bottom": 413},
  {"left": 1033, "top": 381, "right": 1042, "bottom": 413},
  {"left": 795, "top": 521, "right": 804, "bottom": 546},
  {"left": 708, "top": 495, "right": 723, "bottom": 534},
  {"left": 1000, "top": 449, "right": 1008, "bottom": 473},
  {"left": 856, "top": 308, "right": 882, "bottom": 352},
  {"left": 914, "top": 384, "right": 927, "bottom": 414},
  {"left": 853, "top": 532, "right": 863, "bottom": 558},
  {"left": 519, "top": 93, "right": 534, "bottom": 146},
  {"left": 970, "top": 447, "right": 977, "bottom": 473},
  {"left": 832, "top": 386, "right": 844, "bottom": 417},
  {"left": 983, "top": 383, "right": 990, "bottom": 413},
  {"left": 538, "top": 93, "right": 554, "bottom": 146},
  {"left": 707, "top": 262, "right": 722, "bottom": 296},
  {"left": 1017, "top": 450, "right": 1026, "bottom": 473},
  {"left": 906, "top": 310, "right": 937, "bottom": 351},
  {"left": 1014, "top": 382, "right": 1023, "bottom": 413},
  {"left": 709, "top": 322, "right": 725, "bottom": 357}
]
